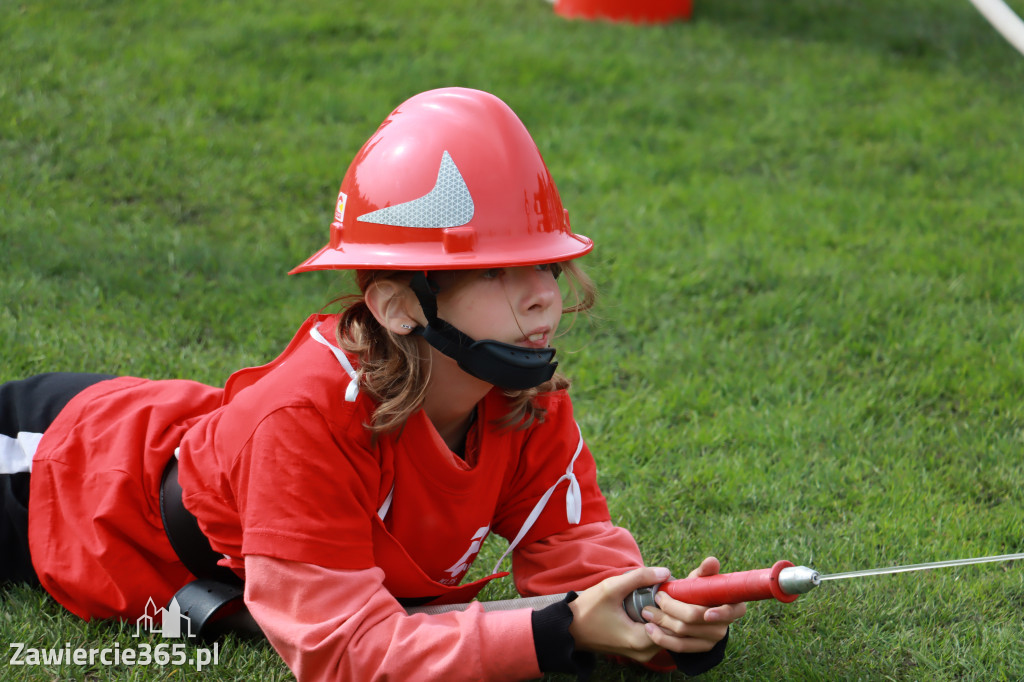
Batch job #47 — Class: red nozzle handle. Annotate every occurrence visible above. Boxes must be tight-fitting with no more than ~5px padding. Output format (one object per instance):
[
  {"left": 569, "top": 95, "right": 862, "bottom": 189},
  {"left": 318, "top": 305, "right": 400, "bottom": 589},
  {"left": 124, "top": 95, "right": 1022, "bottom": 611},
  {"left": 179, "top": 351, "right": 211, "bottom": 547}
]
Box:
[{"left": 660, "top": 560, "right": 800, "bottom": 606}]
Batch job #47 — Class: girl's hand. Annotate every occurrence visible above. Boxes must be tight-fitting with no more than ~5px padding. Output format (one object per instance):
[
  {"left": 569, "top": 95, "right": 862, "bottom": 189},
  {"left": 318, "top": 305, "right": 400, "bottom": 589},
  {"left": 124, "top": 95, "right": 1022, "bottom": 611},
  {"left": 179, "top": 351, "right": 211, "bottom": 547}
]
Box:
[
  {"left": 568, "top": 566, "right": 675, "bottom": 662},
  {"left": 640, "top": 556, "right": 747, "bottom": 653}
]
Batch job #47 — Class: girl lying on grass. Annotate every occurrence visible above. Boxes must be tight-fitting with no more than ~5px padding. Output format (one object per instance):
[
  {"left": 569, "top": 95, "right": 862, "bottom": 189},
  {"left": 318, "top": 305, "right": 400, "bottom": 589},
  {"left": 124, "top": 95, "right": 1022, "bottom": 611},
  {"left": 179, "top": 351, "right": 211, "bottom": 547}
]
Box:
[{"left": 0, "top": 87, "right": 745, "bottom": 680}]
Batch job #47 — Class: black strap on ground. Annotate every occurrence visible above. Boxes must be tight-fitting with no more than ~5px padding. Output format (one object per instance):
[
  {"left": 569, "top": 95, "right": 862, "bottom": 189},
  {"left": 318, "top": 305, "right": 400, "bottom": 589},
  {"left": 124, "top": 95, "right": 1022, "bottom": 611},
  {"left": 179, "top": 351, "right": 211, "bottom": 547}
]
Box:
[{"left": 171, "top": 579, "right": 264, "bottom": 641}]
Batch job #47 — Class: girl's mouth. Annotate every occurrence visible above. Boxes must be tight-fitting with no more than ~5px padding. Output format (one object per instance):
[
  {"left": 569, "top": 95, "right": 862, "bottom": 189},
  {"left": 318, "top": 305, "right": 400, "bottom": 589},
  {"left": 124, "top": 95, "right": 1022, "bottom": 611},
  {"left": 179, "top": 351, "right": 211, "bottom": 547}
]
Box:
[{"left": 519, "top": 329, "right": 551, "bottom": 348}]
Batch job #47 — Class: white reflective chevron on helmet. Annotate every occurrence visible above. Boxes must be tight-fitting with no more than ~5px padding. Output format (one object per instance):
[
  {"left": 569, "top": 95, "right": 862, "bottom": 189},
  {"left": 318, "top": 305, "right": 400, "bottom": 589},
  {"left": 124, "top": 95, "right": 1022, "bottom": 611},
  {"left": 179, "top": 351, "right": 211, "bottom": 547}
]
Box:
[{"left": 357, "top": 151, "right": 474, "bottom": 229}]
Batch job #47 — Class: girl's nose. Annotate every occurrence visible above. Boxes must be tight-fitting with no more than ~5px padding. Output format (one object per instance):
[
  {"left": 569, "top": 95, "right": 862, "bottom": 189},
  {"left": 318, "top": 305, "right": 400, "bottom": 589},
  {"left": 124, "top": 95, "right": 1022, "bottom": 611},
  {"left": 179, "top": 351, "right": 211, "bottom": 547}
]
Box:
[{"left": 515, "top": 266, "right": 559, "bottom": 313}]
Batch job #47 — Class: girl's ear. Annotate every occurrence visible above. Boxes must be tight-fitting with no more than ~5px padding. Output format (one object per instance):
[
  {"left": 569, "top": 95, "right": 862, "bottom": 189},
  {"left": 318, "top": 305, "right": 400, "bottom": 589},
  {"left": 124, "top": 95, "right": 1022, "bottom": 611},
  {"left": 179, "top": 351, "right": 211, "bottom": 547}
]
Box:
[{"left": 364, "top": 280, "right": 424, "bottom": 335}]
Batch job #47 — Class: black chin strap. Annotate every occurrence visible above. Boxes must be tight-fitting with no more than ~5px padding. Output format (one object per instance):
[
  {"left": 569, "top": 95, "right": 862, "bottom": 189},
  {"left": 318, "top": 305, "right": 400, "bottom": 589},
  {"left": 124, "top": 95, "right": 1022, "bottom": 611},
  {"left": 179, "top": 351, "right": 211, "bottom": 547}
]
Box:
[{"left": 409, "top": 272, "right": 557, "bottom": 391}]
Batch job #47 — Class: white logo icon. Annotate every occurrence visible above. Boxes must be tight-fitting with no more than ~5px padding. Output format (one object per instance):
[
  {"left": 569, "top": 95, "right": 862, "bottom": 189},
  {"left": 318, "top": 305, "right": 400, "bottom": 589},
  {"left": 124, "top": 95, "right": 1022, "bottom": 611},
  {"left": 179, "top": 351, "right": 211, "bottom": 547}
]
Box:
[
  {"left": 134, "top": 597, "right": 194, "bottom": 639},
  {"left": 442, "top": 526, "right": 490, "bottom": 584}
]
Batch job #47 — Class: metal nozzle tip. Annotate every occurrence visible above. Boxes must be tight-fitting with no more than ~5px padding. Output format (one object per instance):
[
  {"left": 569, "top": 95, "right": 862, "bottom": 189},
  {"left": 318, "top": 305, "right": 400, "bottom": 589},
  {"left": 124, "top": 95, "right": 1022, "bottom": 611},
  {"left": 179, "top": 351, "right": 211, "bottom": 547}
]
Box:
[{"left": 778, "top": 566, "right": 821, "bottom": 595}]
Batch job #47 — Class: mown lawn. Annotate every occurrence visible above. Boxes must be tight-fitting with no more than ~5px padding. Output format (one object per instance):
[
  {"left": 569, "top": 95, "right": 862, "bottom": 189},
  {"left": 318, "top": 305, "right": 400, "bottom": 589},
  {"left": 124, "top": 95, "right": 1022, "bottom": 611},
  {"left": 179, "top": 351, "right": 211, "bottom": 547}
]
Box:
[{"left": 2, "top": 0, "right": 1023, "bottom": 679}]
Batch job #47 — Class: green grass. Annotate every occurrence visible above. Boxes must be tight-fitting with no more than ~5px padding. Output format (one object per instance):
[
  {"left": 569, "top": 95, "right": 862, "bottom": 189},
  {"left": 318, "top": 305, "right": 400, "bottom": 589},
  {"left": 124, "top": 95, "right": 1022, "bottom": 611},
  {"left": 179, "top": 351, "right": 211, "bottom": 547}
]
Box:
[{"left": 3, "top": 0, "right": 1024, "bottom": 679}]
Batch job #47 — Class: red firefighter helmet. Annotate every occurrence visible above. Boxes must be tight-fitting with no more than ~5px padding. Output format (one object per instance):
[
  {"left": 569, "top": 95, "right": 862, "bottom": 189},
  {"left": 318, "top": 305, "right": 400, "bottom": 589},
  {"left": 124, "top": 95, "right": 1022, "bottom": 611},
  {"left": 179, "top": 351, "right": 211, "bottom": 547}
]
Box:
[{"left": 290, "top": 88, "right": 592, "bottom": 274}]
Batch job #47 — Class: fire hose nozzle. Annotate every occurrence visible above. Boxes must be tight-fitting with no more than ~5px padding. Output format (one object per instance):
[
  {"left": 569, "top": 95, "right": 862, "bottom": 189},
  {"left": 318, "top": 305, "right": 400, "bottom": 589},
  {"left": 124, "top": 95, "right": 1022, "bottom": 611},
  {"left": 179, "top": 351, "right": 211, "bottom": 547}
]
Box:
[
  {"left": 777, "top": 565, "right": 821, "bottom": 595},
  {"left": 623, "top": 560, "right": 822, "bottom": 622}
]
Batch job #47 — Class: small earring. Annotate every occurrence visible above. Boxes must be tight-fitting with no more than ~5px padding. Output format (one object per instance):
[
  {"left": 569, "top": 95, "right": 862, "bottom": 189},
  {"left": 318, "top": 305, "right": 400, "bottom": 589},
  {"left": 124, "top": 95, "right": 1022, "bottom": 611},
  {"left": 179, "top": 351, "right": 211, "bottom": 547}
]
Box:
[{"left": 400, "top": 324, "right": 413, "bottom": 330}]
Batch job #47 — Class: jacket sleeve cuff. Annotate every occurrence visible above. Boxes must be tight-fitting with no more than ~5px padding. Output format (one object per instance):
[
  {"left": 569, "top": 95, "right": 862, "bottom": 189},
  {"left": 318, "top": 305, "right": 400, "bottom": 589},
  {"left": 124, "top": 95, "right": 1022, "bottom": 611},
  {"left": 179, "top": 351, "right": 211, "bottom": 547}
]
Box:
[
  {"left": 670, "top": 627, "right": 730, "bottom": 676},
  {"left": 531, "top": 591, "right": 596, "bottom": 681}
]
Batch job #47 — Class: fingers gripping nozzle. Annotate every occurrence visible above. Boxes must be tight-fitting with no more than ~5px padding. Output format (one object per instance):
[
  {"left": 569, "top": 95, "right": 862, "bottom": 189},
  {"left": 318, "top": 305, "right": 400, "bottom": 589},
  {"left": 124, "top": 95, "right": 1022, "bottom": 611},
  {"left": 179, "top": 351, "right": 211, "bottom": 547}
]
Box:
[
  {"left": 623, "top": 584, "right": 658, "bottom": 622},
  {"left": 622, "top": 561, "right": 821, "bottom": 622}
]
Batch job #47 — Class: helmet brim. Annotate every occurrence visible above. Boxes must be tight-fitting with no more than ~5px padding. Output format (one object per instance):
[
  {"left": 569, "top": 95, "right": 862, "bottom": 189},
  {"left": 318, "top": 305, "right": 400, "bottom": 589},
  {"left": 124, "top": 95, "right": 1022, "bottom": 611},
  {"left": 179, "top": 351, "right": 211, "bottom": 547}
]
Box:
[{"left": 289, "top": 233, "right": 593, "bottom": 274}]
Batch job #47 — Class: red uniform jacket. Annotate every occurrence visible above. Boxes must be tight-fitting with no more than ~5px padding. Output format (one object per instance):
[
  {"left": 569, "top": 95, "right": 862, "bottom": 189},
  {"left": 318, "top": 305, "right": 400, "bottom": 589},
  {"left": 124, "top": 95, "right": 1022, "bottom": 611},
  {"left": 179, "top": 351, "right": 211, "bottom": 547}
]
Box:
[{"left": 29, "top": 314, "right": 617, "bottom": 620}]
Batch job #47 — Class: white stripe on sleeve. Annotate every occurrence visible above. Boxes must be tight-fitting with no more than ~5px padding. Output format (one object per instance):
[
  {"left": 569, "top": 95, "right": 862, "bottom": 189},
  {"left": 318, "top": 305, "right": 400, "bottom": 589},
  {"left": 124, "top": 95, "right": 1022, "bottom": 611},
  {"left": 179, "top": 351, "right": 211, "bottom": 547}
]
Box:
[{"left": 0, "top": 431, "right": 43, "bottom": 474}]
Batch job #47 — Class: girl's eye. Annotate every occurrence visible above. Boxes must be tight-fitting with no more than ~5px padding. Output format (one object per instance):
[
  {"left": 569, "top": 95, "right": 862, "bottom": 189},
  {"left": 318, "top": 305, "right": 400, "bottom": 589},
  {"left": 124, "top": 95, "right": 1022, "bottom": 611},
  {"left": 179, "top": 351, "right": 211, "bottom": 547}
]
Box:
[
  {"left": 482, "top": 268, "right": 504, "bottom": 279},
  {"left": 537, "top": 263, "right": 562, "bottom": 279}
]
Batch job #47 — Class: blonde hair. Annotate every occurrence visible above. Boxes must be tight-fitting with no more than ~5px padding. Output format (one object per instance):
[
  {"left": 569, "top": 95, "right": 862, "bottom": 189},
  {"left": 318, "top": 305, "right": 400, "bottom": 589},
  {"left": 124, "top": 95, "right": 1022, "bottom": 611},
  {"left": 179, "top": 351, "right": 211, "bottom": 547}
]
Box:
[{"left": 335, "top": 262, "right": 596, "bottom": 436}]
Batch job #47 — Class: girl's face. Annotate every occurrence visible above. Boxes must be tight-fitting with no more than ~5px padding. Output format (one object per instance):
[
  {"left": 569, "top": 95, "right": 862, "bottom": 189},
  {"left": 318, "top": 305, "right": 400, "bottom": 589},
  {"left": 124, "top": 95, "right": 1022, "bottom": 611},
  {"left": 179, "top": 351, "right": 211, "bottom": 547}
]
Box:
[{"left": 430, "top": 265, "right": 563, "bottom": 349}]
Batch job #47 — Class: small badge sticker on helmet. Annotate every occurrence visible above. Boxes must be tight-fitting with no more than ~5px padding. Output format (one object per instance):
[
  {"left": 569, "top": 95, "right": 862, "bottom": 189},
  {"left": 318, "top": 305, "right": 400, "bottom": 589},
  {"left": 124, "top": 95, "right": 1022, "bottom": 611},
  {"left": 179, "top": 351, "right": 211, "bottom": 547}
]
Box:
[
  {"left": 333, "top": 191, "right": 348, "bottom": 227},
  {"left": 357, "top": 151, "right": 474, "bottom": 229}
]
